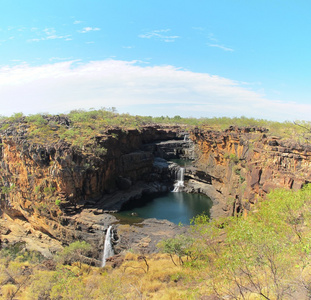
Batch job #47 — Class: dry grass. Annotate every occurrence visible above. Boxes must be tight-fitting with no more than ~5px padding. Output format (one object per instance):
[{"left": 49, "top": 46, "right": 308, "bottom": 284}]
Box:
[
  {"left": 2, "top": 244, "right": 309, "bottom": 299},
  {"left": 3, "top": 188, "right": 311, "bottom": 299},
  {"left": 102, "top": 252, "right": 200, "bottom": 299},
  {"left": 0, "top": 284, "right": 17, "bottom": 299}
]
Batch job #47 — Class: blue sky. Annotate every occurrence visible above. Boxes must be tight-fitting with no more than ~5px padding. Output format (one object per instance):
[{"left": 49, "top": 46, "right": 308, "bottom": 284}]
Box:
[{"left": 1, "top": 0, "right": 311, "bottom": 121}]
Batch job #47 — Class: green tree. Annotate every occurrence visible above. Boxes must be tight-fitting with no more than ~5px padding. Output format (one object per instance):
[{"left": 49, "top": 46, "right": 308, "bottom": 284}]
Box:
[
  {"left": 158, "top": 234, "right": 194, "bottom": 266},
  {"left": 57, "top": 241, "right": 92, "bottom": 268},
  {"left": 203, "top": 186, "right": 311, "bottom": 299}
]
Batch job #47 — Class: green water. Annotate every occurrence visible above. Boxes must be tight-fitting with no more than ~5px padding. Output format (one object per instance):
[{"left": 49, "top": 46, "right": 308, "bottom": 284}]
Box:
[
  {"left": 115, "top": 192, "right": 212, "bottom": 225},
  {"left": 169, "top": 158, "right": 193, "bottom": 167}
]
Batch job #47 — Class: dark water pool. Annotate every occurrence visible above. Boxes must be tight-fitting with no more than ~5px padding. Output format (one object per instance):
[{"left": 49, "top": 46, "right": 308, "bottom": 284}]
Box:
[
  {"left": 169, "top": 158, "right": 193, "bottom": 167},
  {"left": 115, "top": 192, "right": 212, "bottom": 225}
]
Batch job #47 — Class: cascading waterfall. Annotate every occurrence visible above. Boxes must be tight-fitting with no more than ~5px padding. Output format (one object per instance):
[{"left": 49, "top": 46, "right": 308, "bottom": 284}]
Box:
[
  {"left": 172, "top": 167, "right": 185, "bottom": 192},
  {"left": 102, "top": 226, "right": 114, "bottom": 267}
]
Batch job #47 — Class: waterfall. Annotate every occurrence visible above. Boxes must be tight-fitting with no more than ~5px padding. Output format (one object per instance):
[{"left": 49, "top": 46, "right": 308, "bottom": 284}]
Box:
[
  {"left": 102, "top": 226, "right": 114, "bottom": 267},
  {"left": 172, "top": 167, "right": 185, "bottom": 192}
]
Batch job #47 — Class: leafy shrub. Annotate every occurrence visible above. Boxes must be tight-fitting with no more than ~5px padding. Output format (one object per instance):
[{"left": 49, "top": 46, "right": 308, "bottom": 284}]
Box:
[
  {"left": 157, "top": 235, "right": 195, "bottom": 266},
  {"left": 43, "top": 186, "right": 56, "bottom": 195},
  {"left": 229, "top": 153, "right": 239, "bottom": 163},
  {"left": 34, "top": 185, "right": 41, "bottom": 194},
  {"left": 224, "top": 153, "right": 239, "bottom": 163},
  {"left": 26, "top": 114, "right": 48, "bottom": 126},
  {"left": 1, "top": 184, "right": 15, "bottom": 194},
  {"left": 0, "top": 242, "right": 44, "bottom": 263},
  {"left": 57, "top": 241, "right": 92, "bottom": 268}
]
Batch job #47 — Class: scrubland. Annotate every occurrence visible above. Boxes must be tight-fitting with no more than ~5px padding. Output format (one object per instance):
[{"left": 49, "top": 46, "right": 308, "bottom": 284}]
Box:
[
  {"left": 1, "top": 110, "right": 311, "bottom": 299},
  {"left": 1, "top": 186, "right": 311, "bottom": 299}
]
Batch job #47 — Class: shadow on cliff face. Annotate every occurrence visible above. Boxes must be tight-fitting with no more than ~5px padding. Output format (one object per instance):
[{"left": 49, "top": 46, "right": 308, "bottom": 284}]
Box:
[
  {"left": 2, "top": 121, "right": 311, "bottom": 267},
  {"left": 0, "top": 123, "right": 206, "bottom": 260}
]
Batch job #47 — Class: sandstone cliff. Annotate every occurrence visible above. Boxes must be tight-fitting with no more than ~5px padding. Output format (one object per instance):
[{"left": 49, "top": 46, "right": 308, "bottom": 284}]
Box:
[
  {"left": 1, "top": 115, "right": 311, "bottom": 258},
  {"left": 0, "top": 116, "right": 184, "bottom": 254},
  {"left": 190, "top": 125, "right": 311, "bottom": 216}
]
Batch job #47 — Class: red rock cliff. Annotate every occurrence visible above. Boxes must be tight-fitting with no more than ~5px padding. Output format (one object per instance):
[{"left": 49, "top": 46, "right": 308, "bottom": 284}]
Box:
[
  {"left": 0, "top": 121, "right": 180, "bottom": 245},
  {"left": 191, "top": 126, "right": 311, "bottom": 215}
]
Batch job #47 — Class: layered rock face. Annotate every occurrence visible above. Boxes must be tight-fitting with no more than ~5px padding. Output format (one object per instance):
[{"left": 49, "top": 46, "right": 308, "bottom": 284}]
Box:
[
  {"left": 0, "top": 121, "right": 185, "bottom": 254},
  {"left": 190, "top": 126, "right": 311, "bottom": 216},
  {"left": 2, "top": 119, "right": 311, "bottom": 258}
]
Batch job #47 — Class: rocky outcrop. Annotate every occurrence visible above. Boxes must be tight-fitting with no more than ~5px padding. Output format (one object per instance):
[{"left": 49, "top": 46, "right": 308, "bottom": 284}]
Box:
[
  {"left": 142, "top": 139, "right": 195, "bottom": 160},
  {"left": 114, "top": 219, "right": 187, "bottom": 255},
  {"left": 0, "top": 118, "right": 194, "bottom": 258},
  {"left": 2, "top": 118, "right": 311, "bottom": 259},
  {"left": 190, "top": 126, "right": 311, "bottom": 216}
]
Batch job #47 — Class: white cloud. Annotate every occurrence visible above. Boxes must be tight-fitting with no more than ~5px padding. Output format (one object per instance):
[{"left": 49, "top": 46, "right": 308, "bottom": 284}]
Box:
[
  {"left": 27, "top": 27, "right": 72, "bottom": 42},
  {"left": 49, "top": 57, "right": 73, "bottom": 61},
  {"left": 206, "top": 33, "right": 233, "bottom": 51},
  {"left": 46, "top": 35, "right": 72, "bottom": 40},
  {"left": 0, "top": 59, "right": 309, "bottom": 121},
  {"left": 44, "top": 28, "right": 72, "bottom": 40},
  {"left": 79, "top": 27, "right": 100, "bottom": 33},
  {"left": 73, "top": 20, "right": 82, "bottom": 24},
  {"left": 207, "top": 33, "right": 218, "bottom": 42},
  {"left": 28, "top": 38, "right": 41, "bottom": 42},
  {"left": 192, "top": 27, "right": 205, "bottom": 31},
  {"left": 43, "top": 28, "right": 55, "bottom": 35},
  {"left": 208, "top": 44, "right": 234, "bottom": 52},
  {"left": 139, "top": 29, "right": 180, "bottom": 42}
]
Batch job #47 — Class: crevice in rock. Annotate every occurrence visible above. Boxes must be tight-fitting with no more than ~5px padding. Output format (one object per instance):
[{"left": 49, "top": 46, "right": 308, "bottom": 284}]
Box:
[{"left": 3, "top": 124, "right": 311, "bottom": 259}]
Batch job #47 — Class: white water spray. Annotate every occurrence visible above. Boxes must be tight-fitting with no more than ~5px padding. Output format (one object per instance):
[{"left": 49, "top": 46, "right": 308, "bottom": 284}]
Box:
[
  {"left": 172, "top": 167, "right": 185, "bottom": 192},
  {"left": 102, "top": 226, "right": 114, "bottom": 267}
]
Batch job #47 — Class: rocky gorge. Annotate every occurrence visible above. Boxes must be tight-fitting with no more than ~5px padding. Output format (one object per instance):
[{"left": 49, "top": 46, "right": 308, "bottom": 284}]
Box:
[{"left": 1, "top": 115, "right": 311, "bottom": 265}]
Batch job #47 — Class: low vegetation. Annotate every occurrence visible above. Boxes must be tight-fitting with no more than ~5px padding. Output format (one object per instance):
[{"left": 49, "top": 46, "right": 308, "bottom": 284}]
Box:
[
  {"left": 1, "top": 186, "right": 311, "bottom": 299},
  {"left": 1, "top": 109, "right": 311, "bottom": 298},
  {"left": 0, "top": 108, "right": 311, "bottom": 148}
]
